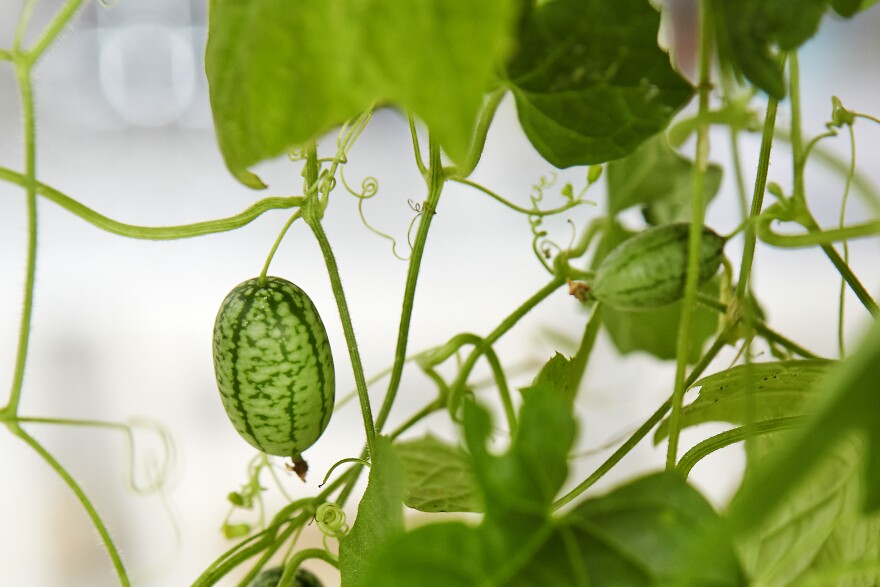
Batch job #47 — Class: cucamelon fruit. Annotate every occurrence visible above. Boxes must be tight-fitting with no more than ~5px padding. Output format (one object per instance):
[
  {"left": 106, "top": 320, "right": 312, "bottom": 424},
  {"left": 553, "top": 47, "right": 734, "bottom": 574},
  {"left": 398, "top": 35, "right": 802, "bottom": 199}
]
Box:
[
  {"left": 589, "top": 223, "right": 725, "bottom": 310},
  {"left": 212, "top": 276, "right": 334, "bottom": 473},
  {"left": 247, "top": 566, "right": 324, "bottom": 587}
]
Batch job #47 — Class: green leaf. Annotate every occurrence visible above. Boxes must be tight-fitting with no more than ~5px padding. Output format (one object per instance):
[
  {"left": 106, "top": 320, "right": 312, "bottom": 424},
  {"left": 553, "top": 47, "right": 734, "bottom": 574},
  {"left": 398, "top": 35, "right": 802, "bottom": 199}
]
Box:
[
  {"left": 740, "top": 436, "right": 880, "bottom": 587},
  {"left": 831, "top": 0, "right": 878, "bottom": 16},
  {"left": 591, "top": 222, "right": 719, "bottom": 362},
  {"left": 727, "top": 319, "right": 880, "bottom": 537},
  {"left": 363, "top": 388, "right": 576, "bottom": 584},
  {"left": 520, "top": 352, "right": 576, "bottom": 404},
  {"left": 363, "top": 522, "right": 491, "bottom": 586},
  {"left": 463, "top": 389, "right": 576, "bottom": 528},
  {"left": 206, "top": 0, "right": 518, "bottom": 187},
  {"left": 712, "top": 0, "right": 827, "bottom": 98},
  {"left": 607, "top": 134, "right": 722, "bottom": 222},
  {"left": 505, "top": 0, "right": 693, "bottom": 167},
  {"left": 338, "top": 436, "right": 405, "bottom": 587},
  {"left": 654, "top": 359, "right": 836, "bottom": 443},
  {"left": 513, "top": 473, "right": 746, "bottom": 586},
  {"left": 394, "top": 435, "right": 481, "bottom": 513}
]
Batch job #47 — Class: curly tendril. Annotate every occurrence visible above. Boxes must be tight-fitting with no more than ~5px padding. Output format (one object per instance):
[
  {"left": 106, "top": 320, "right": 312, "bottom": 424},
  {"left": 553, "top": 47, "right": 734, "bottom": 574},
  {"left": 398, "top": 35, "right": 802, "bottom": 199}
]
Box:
[
  {"left": 315, "top": 502, "right": 349, "bottom": 538},
  {"left": 339, "top": 166, "right": 412, "bottom": 260}
]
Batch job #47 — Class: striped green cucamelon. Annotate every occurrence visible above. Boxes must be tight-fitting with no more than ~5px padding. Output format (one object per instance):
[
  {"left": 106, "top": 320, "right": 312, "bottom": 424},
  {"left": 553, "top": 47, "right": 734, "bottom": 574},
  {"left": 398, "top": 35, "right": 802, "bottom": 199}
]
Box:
[
  {"left": 589, "top": 223, "right": 725, "bottom": 310},
  {"left": 212, "top": 276, "right": 334, "bottom": 466},
  {"left": 247, "top": 566, "right": 323, "bottom": 587}
]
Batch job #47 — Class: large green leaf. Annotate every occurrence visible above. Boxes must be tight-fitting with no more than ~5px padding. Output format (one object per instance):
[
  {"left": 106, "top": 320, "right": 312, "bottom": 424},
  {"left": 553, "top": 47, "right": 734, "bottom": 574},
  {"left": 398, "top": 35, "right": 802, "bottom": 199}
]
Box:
[
  {"left": 591, "top": 222, "right": 719, "bottom": 362},
  {"left": 206, "top": 0, "right": 518, "bottom": 188},
  {"left": 362, "top": 522, "right": 491, "bottom": 586},
  {"left": 606, "top": 133, "right": 722, "bottom": 224},
  {"left": 712, "top": 0, "right": 828, "bottom": 98},
  {"left": 338, "top": 436, "right": 405, "bottom": 587},
  {"left": 365, "top": 393, "right": 745, "bottom": 584},
  {"left": 395, "top": 435, "right": 481, "bottom": 513},
  {"left": 654, "top": 359, "right": 835, "bottom": 443},
  {"left": 727, "top": 320, "right": 880, "bottom": 527},
  {"left": 513, "top": 473, "right": 746, "bottom": 586},
  {"left": 505, "top": 0, "right": 693, "bottom": 167},
  {"left": 740, "top": 436, "right": 880, "bottom": 587}
]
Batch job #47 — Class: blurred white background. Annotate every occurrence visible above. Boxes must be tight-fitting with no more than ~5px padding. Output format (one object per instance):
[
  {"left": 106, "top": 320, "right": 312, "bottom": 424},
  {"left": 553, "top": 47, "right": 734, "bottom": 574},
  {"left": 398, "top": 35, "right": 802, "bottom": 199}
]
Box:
[{"left": 1, "top": 1, "right": 879, "bottom": 585}]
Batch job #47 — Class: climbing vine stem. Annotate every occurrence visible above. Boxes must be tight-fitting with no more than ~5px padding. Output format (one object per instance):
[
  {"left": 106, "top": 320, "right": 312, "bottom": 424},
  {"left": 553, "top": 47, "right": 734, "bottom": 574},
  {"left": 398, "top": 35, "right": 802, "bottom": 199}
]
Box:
[
  {"left": 374, "top": 137, "right": 445, "bottom": 433},
  {"left": 302, "top": 141, "right": 377, "bottom": 458},
  {"left": 665, "top": 0, "right": 714, "bottom": 471}
]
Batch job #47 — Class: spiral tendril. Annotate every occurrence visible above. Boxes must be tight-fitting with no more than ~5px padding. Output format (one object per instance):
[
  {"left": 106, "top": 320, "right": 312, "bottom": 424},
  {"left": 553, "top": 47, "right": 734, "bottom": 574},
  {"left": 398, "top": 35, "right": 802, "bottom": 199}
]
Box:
[{"left": 315, "top": 502, "right": 349, "bottom": 538}]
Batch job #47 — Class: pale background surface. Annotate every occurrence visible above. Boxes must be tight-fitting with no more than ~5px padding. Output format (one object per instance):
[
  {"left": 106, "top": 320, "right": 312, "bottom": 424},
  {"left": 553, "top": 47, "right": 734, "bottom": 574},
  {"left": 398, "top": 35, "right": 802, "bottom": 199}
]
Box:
[{"left": 1, "top": 1, "right": 879, "bottom": 585}]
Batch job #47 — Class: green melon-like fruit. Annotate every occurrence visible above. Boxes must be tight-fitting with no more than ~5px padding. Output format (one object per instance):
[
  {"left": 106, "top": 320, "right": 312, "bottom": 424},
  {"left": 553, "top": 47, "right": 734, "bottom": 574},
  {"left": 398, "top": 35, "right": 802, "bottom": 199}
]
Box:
[
  {"left": 590, "top": 223, "right": 725, "bottom": 311},
  {"left": 212, "top": 276, "right": 335, "bottom": 462},
  {"left": 247, "top": 566, "right": 324, "bottom": 587}
]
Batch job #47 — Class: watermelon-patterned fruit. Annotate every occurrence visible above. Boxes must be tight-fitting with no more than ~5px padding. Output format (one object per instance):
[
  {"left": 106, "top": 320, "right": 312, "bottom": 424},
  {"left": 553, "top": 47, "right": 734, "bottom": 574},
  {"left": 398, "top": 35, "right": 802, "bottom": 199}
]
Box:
[
  {"left": 212, "top": 276, "right": 334, "bottom": 465},
  {"left": 590, "top": 223, "right": 725, "bottom": 311}
]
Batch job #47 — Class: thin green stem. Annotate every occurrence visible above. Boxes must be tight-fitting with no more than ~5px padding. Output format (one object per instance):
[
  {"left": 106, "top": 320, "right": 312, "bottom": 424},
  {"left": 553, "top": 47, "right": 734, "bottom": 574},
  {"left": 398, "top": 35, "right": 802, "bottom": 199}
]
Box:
[
  {"left": 259, "top": 211, "right": 302, "bottom": 282},
  {"left": 449, "top": 88, "right": 506, "bottom": 178},
  {"left": 733, "top": 92, "right": 780, "bottom": 302},
  {"left": 566, "top": 305, "right": 603, "bottom": 393},
  {"left": 676, "top": 416, "right": 805, "bottom": 477},
  {"left": 197, "top": 513, "right": 309, "bottom": 587},
  {"left": 730, "top": 129, "right": 750, "bottom": 222},
  {"left": 0, "top": 48, "right": 13, "bottom": 61},
  {"left": 774, "top": 129, "right": 880, "bottom": 213},
  {"left": 788, "top": 54, "right": 876, "bottom": 315},
  {"left": 756, "top": 214, "right": 880, "bottom": 248},
  {"left": 694, "top": 293, "right": 821, "bottom": 359},
  {"left": 10, "top": 425, "right": 130, "bottom": 585},
  {"left": 855, "top": 112, "right": 880, "bottom": 125},
  {"left": 13, "top": 0, "right": 39, "bottom": 52},
  {"left": 374, "top": 138, "right": 444, "bottom": 433},
  {"left": 666, "top": 0, "right": 713, "bottom": 471},
  {"left": 790, "top": 53, "right": 806, "bottom": 208},
  {"left": 302, "top": 142, "right": 376, "bottom": 458},
  {"left": 407, "top": 114, "right": 427, "bottom": 177},
  {"left": 26, "top": 0, "right": 84, "bottom": 64},
  {"left": 447, "top": 277, "right": 565, "bottom": 416},
  {"left": 424, "top": 333, "right": 517, "bottom": 434},
  {"left": 552, "top": 327, "right": 733, "bottom": 511},
  {"left": 0, "top": 167, "right": 303, "bottom": 238},
  {"left": 278, "top": 549, "right": 338, "bottom": 586},
  {"left": 838, "top": 124, "right": 857, "bottom": 356},
  {"left": 388, "top": 398, "right": 444, "bottom": 441},
  {"left": 4, "top": 61, "right": 39, "bottom": 416},
  {"left": 451, "top": 177, "right": 591, "bottom": 216}
]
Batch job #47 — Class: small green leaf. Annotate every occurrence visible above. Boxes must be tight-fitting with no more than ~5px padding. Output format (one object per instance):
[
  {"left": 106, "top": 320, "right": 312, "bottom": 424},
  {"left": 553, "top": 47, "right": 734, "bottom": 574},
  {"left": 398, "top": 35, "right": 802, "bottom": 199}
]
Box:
[
  {"left": 464, "top": 389, "right": 575, "bottom": 527},
  {"left": 206, "top": 0, "right": 519, "bottom": 187},
  {"left": 395, "top": 435, "right": 481, "bottom": 513},
  {"left": 513, "top": 473, "right": 745, "bottom": 586},
  {"left": 606, "top": 134, "right": 722, "bottom": 224},
  {"left": 505, "top": 0, "right": 693, "bottom": 167},
  {"left": 654, "top": 359, "right": 836, "bottom": 443},
  {"left": 591, "top": 222, "right": 719, "bottom": 362},
  {"left": 222, "top": 523, "right": 251, "bottom": 539},
  {"left": 364, "top": 388, "right": 577, "bottom": 583},
  {"left": 338, "top": 436, "right": 405, "bottom": 587},
  {"left": 520, "top": 352, "right": 576, "bottom": 403}
]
